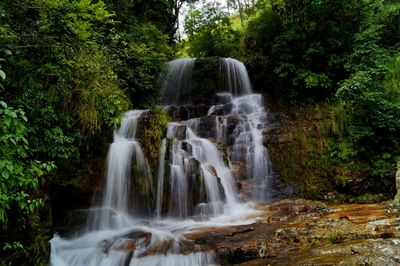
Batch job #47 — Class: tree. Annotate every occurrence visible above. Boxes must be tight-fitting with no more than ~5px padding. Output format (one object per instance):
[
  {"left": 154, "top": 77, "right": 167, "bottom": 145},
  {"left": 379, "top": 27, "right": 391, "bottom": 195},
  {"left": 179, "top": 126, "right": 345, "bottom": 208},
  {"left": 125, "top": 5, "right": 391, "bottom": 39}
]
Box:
[
  {"left": 169, "top": 0, "right": 198, "bottom": 40},
  {"left": 184, "top": 1, "right": 243, "bottom": 57}
]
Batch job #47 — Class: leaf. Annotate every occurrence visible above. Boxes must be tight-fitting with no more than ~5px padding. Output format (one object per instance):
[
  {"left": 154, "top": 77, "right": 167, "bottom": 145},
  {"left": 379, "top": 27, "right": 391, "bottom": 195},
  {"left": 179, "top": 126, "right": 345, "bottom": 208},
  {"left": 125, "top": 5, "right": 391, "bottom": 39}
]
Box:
[
  {"left": 5, "top": 164, "right": 13, "bottom": 172},
  {"left": 3, "top": 117, "right": 11, "bottom": 127},
  {"left": 0, "top": 101, "right": 7, "bottom": 108},
  {"left": 0, "top": 70, "right": 5, "bottom": 80},
  {"left": 2, "top": 171, "right": 9, "bottom": 179}
]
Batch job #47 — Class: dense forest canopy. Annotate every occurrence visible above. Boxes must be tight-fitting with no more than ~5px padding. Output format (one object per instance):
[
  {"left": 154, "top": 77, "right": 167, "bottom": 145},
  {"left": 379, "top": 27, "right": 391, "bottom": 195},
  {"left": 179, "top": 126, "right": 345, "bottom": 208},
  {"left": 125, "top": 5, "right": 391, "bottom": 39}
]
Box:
[
  {"left": 183, "top": 0, "right": 400, "bottom": 190},
  {"left": 0, "top": 0, "right": 399, "bottom": 264}
]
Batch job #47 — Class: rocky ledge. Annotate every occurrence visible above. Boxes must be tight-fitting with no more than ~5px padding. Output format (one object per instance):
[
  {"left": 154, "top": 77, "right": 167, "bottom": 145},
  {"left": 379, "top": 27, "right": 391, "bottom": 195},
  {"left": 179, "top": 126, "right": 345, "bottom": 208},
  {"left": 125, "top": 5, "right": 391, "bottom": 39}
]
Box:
[{"left": 184, "top": 199, "right": 400, "bottom": 265}]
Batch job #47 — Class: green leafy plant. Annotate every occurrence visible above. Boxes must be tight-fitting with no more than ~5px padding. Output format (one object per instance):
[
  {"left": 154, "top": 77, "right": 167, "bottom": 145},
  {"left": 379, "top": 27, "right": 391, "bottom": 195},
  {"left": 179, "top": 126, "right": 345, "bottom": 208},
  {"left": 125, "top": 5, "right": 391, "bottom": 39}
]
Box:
[{"left": 0, "top": 101, "right": 55, "bottom": 228}]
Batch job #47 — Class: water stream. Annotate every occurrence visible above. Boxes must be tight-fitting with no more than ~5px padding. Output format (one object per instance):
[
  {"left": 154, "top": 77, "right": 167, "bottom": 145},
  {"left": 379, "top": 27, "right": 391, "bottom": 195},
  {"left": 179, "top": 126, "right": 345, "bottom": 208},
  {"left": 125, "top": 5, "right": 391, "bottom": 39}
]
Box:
[{"left": 50, "top": 57, "right": 273, "bottom": 265}]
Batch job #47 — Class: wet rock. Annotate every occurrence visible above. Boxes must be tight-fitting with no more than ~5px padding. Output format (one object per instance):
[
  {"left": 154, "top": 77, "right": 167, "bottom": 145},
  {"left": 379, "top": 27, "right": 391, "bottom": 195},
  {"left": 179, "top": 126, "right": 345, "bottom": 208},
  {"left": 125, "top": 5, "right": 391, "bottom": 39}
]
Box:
[
  {"left": 275, "top": 228, "right": 300, "bottom": 243},
  {"left": 100, "top": 230, "right": 152, "bottom": 254},
  {"left": 378, "top": 232, "right": 394, "bottom": 239},
  {"left": 169, "top": 124, "right": 187, "bottom": 140},
  {"left": 183, "top": 199, "right": 400, "bottom": 266},
  {"left": 166, "top": 104, "right": 210, "bottom": 121},
  {"left": 216, "top": 93, "right": 233, "bottom": 104},
  {"left": 181, "top": 141, "right": 192, "bottom": 153},
  {"left": 208, "top": 103, "right": 234, "bottom": 116},
  {"left": 216, "top": 247, "right": 258, "bottom": 265},
  {"left": 208, "top": 105, "right": 225, "bottom": 116},
  {"left": 230, "top": 161, "right": 247, "bottom": 180},
  {"left": 139, "top": 237, "right": 174, "bottom": 257},
  {"left": 195, "top": 116, "right": 217, "bottom": 138}
]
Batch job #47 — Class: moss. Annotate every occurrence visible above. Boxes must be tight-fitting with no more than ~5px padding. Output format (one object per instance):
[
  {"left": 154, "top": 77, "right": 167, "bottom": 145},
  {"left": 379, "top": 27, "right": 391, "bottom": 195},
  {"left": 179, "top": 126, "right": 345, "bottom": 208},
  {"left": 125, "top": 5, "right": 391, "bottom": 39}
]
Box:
[
  {"left": 268, "top": 102, "right": 394, "bottom": 200},
  {"left": 140, "top": 107, "right": 170, "bottom": 172},
  {"left": 268, "top": 113, "right": 330, "bottom": 197},
  {"left": 327, "top": 232, "right": 344, "bottom": 244},
  {"left": 309, "top": 238, "right": 321, "bottom": 247}
]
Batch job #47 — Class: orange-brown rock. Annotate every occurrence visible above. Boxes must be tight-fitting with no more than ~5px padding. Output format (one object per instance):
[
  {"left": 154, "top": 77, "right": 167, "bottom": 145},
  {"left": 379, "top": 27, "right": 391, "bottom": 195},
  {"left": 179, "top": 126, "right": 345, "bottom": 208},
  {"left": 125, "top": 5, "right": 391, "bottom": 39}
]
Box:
[{"left": 183, "top": 199, "right": 400, "bottom": 265}]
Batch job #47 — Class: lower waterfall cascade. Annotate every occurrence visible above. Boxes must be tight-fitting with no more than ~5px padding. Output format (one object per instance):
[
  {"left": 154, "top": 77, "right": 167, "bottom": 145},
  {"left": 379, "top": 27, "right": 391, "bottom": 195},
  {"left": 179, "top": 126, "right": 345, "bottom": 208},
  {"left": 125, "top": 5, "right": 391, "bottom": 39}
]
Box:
[{"left": 50, "top": 58, "right": 275, "bottom": 266}]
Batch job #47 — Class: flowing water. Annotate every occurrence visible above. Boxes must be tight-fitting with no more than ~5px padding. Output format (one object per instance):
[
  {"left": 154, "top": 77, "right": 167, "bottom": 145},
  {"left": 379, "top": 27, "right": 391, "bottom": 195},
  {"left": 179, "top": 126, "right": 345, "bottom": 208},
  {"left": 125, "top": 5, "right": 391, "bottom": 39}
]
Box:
[
  {"left": 219, "top": 58, "right": 252, "bottom": 95},
  {"left": 161, "top": 58, "right": 196, "bottom": 105},
  {"left": 50, "top": 58, "right": 273, "bottom": 265}
]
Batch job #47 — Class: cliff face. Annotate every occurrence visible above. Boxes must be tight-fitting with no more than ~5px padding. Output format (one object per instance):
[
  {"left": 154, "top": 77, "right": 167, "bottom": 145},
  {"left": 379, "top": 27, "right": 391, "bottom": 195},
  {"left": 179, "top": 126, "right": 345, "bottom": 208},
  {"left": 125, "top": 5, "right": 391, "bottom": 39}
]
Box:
[
  {"left": 263, "top": 101, "right": 332, "bottom": 199},
  {"left": 263, "top": 97, "right": 393, "bottom": 202}
]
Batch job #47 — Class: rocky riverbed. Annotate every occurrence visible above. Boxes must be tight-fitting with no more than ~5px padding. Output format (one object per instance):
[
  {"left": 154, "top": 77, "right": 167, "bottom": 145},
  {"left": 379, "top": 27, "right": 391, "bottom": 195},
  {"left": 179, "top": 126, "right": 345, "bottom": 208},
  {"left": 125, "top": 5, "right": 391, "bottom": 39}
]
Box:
[{"left": 184, "top": 199, "right": 400, "bottom": 265}]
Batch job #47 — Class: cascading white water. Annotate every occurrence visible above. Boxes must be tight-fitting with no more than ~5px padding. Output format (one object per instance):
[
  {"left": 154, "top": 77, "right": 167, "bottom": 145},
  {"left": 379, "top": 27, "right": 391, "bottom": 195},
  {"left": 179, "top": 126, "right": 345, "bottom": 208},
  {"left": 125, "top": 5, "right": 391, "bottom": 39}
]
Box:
[
  {"left": 155, "top": 139, "right": 167, "bottom": 219},
  {"left": 229, "top": 94, "right": 274, "bottom": 202},
  {"left": 89, "top": 110, "right": 153, "bottom": 230},
  {"left": 50, "top": 57, "right": 272, "bottom": 266},
  {"left": 160, "top": 122, "right": 240, "bottom": 219},
  {"left": 51, "top": 112, "right": 226, "bottom": 266},
  {"left": 186, "top": 128, "right": 238, "bottom": 206},
  {"left": 219, "top": 58, "right": 252, "bottom": 95},
  {"left": 213, "top": 58, "right": 274, "bottom": 202},
  {"left": 161, "top": 58, "right": 196, "bottom": 105}
]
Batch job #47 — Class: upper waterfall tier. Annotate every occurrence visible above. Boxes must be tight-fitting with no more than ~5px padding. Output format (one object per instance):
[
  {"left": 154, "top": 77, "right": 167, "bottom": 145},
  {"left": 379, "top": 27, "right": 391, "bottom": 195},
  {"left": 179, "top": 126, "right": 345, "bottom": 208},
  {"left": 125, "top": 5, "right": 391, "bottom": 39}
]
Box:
[
  {"left": 219, "top": 58, "right": 252, "bottom": 95},
  {"left": 161, "top": 57, "right": 253, "bottom": 105},
  {"left": 161, "top": 58, "right": 196, "bottom": 105}
]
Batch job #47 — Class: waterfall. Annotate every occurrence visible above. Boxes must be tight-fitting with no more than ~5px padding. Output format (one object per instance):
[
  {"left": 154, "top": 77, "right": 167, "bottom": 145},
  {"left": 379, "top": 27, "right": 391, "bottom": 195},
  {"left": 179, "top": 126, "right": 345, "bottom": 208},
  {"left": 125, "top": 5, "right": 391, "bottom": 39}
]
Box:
[
  {"left": 229, "top": 94, "right": 274, "bottom": 202},
  {"left": 155, "top": 139, "right": 167, "bottom": 219},
  {"left": 161, "top": 58, "right": 196, "bottom": 105},
  {"left": 208, "top": 93, "right": 274, "bottom": 202},
  {"left": 88, "top": 110, "right": 153, "bottom": 230},
  {"left": 185, "top": 127, "right": 239, "bottom": 211},
  {"left": 212, "top": 58, "right": 274, "bottom": 202},
  {"left": 50, "top": 57, "right": 273, "bottom": 266},
  {"left": 219, "top": 58, "right": 252, "bottom": 95},
  {"left": 51, "top": 111, "right": 223, "bottom": 266}
]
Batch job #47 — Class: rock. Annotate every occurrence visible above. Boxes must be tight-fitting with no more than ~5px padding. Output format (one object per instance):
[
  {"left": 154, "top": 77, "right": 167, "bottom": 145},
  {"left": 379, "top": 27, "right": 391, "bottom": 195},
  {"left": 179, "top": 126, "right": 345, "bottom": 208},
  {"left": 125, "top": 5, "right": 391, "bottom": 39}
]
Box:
[
  {"left": 183, "top": 199, "right": 400, "bottom": 266},
  {"left": 216, "top": 247, "right": 258, "bottom": 265},
  {"left": 336, "top": 175, "right": 368, "bottom": 195},
  {"left": 195, "top": 116, "right": 217, "bottom": 138},
  {"left": 166, "top": 104, "right": 210, "bottom": 121},
  {"left": 100, "top": 230, "right": 152, "bottom": 254},
  {"left": 378, "top": 232, "right": 394, "bottom": 239},
  {"left": 168, "top": 124, "right": 187, "bottom": 140},
  {"left": 216, "top": 93, "right": 233, "bottom": 104},
  {"left": 181, "top": 141, "right": 192, "bottom": 153}
]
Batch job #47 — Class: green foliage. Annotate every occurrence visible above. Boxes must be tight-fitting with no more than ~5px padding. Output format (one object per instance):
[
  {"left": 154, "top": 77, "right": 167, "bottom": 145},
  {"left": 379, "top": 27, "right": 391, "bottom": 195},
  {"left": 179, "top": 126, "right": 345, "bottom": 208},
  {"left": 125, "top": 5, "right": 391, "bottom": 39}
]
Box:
[
  {"left": 184, "top": 2, "right": 244, "bottom": 58},
  {"left": 183, "top": 0, "right": 399, "bottom": 196},
  {"left": 0, "top": 101, "right": 55, "bottom": 264},
  {"left": 63, "top": 48, "right": 130, "bottom": 134},
  {"left": 108, "top": 22, "right": 173, "bottom": 108},
  {"left": 327, "top": 232, "right": 344, "bottom": 244},
  {"left": 0, "top": 0, "right": 176, "bottom": 264},
  {"left": 245, "top": 0, "right": 363, "bottom": 102},
  {"left": 335, "top": 1, "right": 400, "bottom": 189},
  {"left": 0, "top": 55, "right": 6, "bottom": 90}
]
